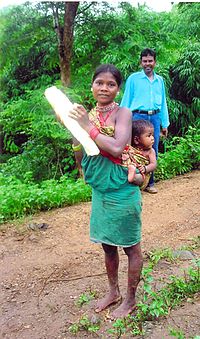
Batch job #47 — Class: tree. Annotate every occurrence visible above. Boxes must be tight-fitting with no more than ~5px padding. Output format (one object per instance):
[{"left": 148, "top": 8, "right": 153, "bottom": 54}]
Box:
[
  {"left": 51, "top": 1, "right": 79, "bottom": 86},
  {"left": 0, "top": 1, "right": 80, "bottom": 98},
  {"left": 0, "top": 2, "right": 59, "bottom": 101}
]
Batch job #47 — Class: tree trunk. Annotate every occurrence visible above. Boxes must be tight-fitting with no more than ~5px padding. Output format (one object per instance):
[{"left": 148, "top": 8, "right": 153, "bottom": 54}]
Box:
[{"left": 52, "top": 2, "right": 79, "bottom": 87}]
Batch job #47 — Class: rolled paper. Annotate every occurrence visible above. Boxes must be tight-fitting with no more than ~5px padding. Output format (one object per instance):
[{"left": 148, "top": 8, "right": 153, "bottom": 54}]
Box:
[{"left": 44, "top": 86, "right": 100, "bottom": 156}]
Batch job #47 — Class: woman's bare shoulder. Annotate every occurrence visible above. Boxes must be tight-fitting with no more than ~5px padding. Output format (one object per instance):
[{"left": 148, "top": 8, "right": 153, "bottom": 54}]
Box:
[{"left": 118, "top": 106, "right": 132, "bottom": 116}]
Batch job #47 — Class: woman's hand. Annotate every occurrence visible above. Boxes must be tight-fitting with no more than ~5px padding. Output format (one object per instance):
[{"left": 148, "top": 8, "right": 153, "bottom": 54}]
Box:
[{"left": 68, "top": 104, "right": 91, "bottom": 131}]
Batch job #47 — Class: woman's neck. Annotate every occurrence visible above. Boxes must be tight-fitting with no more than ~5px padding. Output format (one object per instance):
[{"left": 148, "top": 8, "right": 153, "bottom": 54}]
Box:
[{"left": 96, "top": 101, "right": 117, "bottom": 113}]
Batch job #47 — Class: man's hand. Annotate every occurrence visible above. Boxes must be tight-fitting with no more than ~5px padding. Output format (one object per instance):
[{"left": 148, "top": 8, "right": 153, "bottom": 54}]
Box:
[{"left": 161, "top": 128, "right": 168, "bottom": 137}]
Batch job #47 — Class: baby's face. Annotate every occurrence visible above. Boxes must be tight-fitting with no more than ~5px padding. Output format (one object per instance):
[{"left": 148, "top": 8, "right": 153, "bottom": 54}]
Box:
[{"left": 139, "top": 127, "right": 154, "bottom": 149}]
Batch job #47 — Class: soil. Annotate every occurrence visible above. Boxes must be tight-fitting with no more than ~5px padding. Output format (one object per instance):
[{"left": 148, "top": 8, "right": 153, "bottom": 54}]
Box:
[{"left": 0, "top": 170, "right": 200, "bottom": 339}]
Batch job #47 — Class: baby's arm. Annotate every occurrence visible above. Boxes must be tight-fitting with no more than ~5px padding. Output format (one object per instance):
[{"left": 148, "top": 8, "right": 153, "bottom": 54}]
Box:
[
  {"left": 129, "top": 148, "right": 157, "bottom": 185},
  {"left": 145, "top": 148, "right": 157, "bottom": 174},
  {"left": 137, "top": 148, "right": 157, "bottom": 176}
]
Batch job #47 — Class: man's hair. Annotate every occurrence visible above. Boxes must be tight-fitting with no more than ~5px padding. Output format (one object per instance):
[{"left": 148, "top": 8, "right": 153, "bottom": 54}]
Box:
[
  {"left": 132, "top": 120, "right": 154, "bottom": 144},
  {"left": 140, "top": 48, "right": 156, "bottom": 61},
  {"left": 92, "top": 64, "right": 123, "bottom": 87}
]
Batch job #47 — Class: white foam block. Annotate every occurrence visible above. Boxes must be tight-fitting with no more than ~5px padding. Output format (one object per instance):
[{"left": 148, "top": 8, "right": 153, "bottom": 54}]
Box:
[{"left": 45, "top": 86, "right": 99, "bottom": 156}]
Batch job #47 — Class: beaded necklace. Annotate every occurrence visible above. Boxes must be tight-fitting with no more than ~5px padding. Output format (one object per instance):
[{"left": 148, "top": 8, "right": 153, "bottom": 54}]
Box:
[
  {"left": 95, "top": 102, "right": 118, "bottom": 126},
  {"left": 96, "top": 102, "right": 117, "bottom": 113}
]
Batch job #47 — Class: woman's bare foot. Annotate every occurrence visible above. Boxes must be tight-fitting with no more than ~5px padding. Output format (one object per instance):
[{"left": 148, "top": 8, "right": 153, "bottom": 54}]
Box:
[
  {"left": 95, "top": 293, "right": 121, "bottom": 313},
  {"left": 110, "top": 298, "right": 136, "bottom": 319},
  {"left": 128, "top": 165, "right": 136, "bottom": 182}
]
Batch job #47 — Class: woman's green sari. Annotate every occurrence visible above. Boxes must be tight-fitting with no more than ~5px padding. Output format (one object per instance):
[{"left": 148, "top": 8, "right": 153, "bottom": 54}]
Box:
[{"left": 82, "top": 154, "right": 142, "bottom": 247}]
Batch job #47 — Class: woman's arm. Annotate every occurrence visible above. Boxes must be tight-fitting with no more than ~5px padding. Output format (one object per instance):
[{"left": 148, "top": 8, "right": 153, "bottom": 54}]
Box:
[{"left": 68, "top": 104, "right": 132, "bottom": 158}]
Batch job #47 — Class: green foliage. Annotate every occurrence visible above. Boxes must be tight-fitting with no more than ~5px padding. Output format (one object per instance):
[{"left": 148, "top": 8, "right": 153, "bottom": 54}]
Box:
[
  {"left": 0, "top": 1, "right": 200, "bottom": 225},
  {"left": 141, "top": 258, "right": 200, "bottom": 317},
  {"left": 76, "top": 290, "right": 97, "bottom": 308},
  {"left": 108, "top": 259, "right": 200, "bottom": 337},
  {"left": 66, "top": 246, "right": 199, "bottom": 337},
  {"left": 0, "top": 1, "right": 199, "bottom": 123},
  {"left": 0, "top": 2, "right": 59, "bottom": 101},
  {"left": 72, "top": 3, "right": 200, "bottom": 137},
  {"left": 68, "top": 315, "right": 100, "bottom": 335},
  {"left": 147, "top": 247, "right": 174, "bottom": 267},
  {"left": 169, "top": 327, "right": 185, "bottom": 339},
  {"left": 169, "top": 43, "right": 200, "bottom": 134},
  {"left": 0, "top": 87, "right": 78, "bottom": 181},
  {"left": 138, "top": 266, "right": 168, "bottom": 319},
  {"left": 155, "top": 125, "right": 200, "bottom": 181},
  {"left": 0, "top": 175, "right": 91, "bottom": 224},
  {"left": 180, "top": 236, "right": 200, "bottom": 252},
  {"left": 172, "top": 2, "right": 200, "bottom": 40},
  {"left": 73, "top": 2, "right": 180, "bottom": 86},
  {"left": 108, "top": 317, "right": 133, "bottom": 337},
  {"left": 0, "top": 126, "right": 198, "bottom": 224}
]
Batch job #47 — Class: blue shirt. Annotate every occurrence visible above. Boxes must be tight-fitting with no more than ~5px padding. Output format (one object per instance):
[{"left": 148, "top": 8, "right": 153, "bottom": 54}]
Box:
[{"left": 120, "top": 70, "right": 169, "bottom": 128}]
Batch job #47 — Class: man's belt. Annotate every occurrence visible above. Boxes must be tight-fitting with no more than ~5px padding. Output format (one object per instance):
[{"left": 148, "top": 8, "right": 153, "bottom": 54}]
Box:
[{"left": 133, "top": 109, "right": 160, "bottom": 115}]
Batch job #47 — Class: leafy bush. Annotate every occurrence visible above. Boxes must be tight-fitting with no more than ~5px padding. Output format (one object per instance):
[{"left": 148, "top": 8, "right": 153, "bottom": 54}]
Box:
[
  {"left": 0, "top": 87, "right": 78, "bottom": 181},
  {"left": 168, "top": 42, "right": 200, "bottom": 135},
  {"left": 0, "top": 174, "right": 91, "bottom": 224},
  {"left": 155, "top": 125, "right": 200, "bottom": 181}
]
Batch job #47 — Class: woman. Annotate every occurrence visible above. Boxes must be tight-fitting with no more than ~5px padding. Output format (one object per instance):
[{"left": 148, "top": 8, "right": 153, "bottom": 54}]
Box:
[{"left": 69, "top": 64, "right": 143, "bottom": 319}]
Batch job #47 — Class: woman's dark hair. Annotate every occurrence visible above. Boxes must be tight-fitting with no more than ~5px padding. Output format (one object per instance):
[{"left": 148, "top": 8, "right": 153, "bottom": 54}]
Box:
[
  {"left": 140, "top": 48, "right": 156, "bottom": 61},
  {"left": 132, "top": 120, "right": 154, "bottom": 144},
  {"left": 92, "top": 64, "right": 123, "bottom": 87}
]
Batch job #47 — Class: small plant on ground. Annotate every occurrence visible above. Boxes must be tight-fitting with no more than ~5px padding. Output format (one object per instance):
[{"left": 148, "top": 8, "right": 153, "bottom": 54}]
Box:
[
  {"left": 147, "top": 247, "right": 175, "bottom": 267},
  {"left": 68, "top": 315, "right": 100, "bottom": 335},
  {"left": 169, "top": 327, "right": 186, "bottom": 339},
  {"left": 180, "top": 236, "right": 200, "bottom": 251},
  {"left": 76, "top": 289, "right": 97, "bottom": 307},
  {"left": 108, "top": 316, "right": 144, "bottom": 337}
]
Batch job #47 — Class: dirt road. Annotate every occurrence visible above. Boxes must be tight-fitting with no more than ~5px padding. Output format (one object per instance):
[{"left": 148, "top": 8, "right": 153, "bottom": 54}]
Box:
[{"left": 1, "top": 170, "right": 200, "bottom": 339}]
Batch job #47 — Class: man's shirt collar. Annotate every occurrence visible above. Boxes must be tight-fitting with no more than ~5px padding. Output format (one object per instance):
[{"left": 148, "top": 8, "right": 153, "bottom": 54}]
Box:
[{"left": 140, "top": 69, "right": 158, "bottom": 81}]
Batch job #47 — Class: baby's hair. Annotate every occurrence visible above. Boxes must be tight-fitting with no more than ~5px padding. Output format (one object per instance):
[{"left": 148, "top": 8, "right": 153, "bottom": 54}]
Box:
[
  {"left": 92, "top": 64, "right": 123, "bottom": 87},
  {"left": 132, "top": 119, "right": 154, "bottom": 144}
]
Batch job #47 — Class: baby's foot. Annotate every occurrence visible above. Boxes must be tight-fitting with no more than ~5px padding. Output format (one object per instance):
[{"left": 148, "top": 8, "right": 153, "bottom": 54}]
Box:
[{"left": 128, "top": 165, "right": 136, "bottom": 182}]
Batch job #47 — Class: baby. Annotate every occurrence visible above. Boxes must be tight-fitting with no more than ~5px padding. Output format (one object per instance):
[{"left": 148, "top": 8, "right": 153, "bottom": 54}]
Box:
[{"left": 122, "top": 120, "right": 157, "bottom": 190}]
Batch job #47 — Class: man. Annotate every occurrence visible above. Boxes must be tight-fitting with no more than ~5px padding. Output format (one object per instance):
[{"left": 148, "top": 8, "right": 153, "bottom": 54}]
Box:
[{"left": 121, "top": 48, "right": 169, "bottom": 193}]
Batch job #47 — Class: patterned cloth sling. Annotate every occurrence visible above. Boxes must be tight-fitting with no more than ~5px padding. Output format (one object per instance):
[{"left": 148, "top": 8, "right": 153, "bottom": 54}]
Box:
[{"left": 122, "top": 145, "right": 151, "bottom": 190}]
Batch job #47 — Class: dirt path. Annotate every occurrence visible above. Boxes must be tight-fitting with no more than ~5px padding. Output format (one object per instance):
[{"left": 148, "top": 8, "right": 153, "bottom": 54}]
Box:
[{"left": 0, "top": 170, "right": 200, "bottom": 339}]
